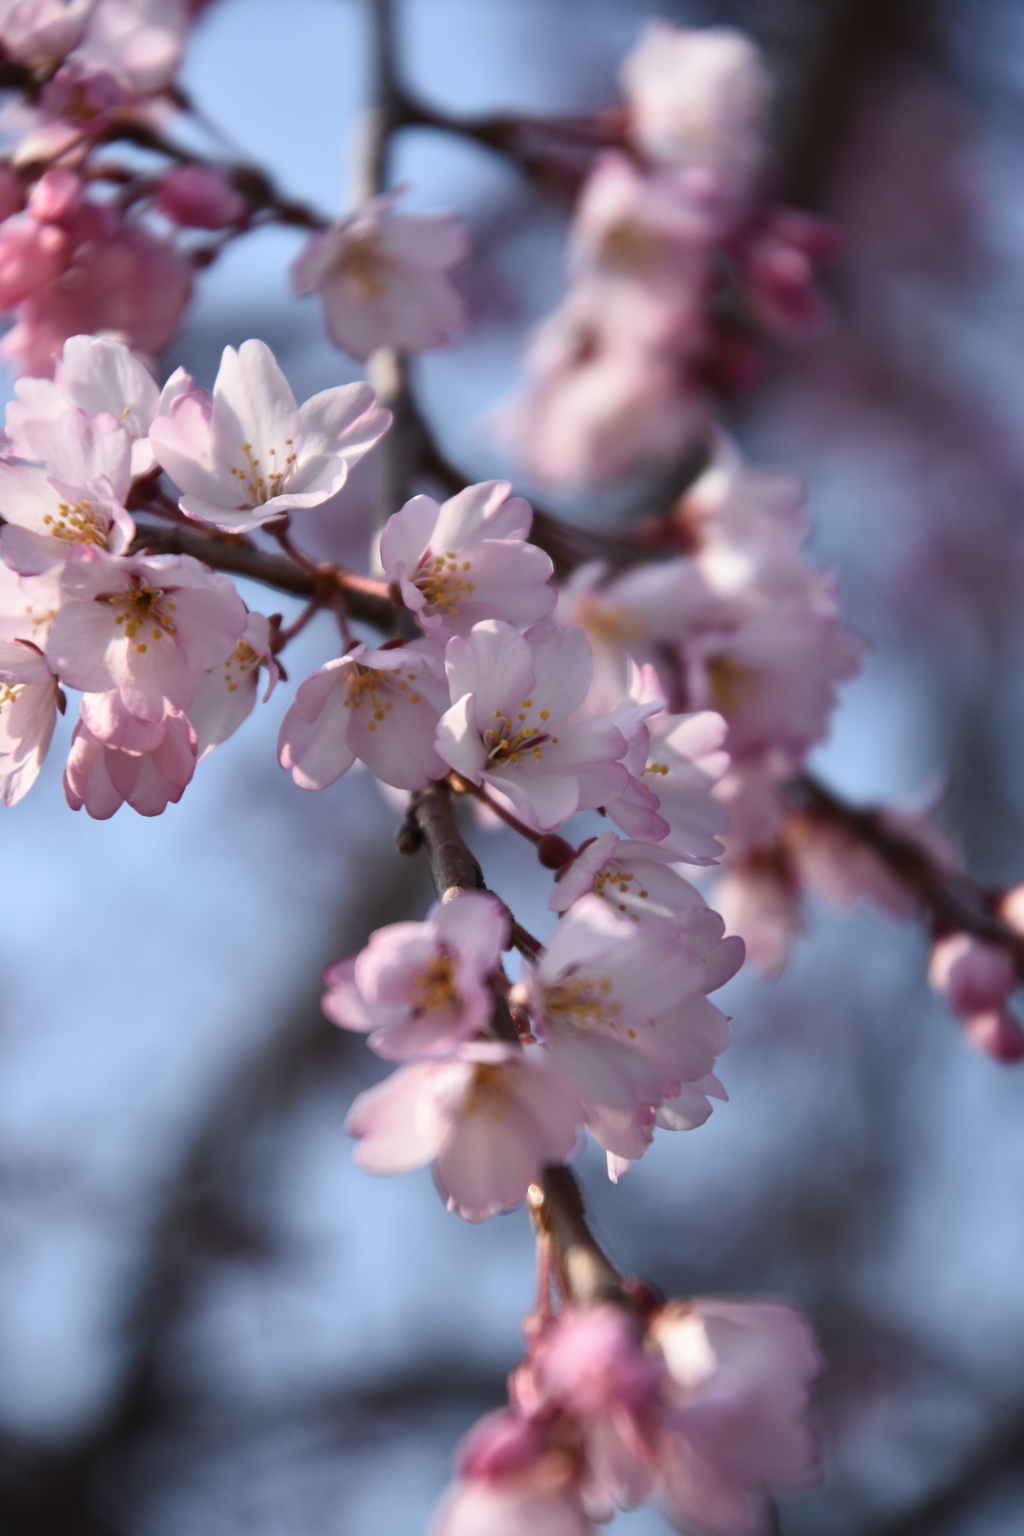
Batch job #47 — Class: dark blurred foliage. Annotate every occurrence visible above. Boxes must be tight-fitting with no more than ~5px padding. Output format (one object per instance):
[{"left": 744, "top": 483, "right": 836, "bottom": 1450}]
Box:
[{"left": 4, "top": 1, "right": 1024, "bottom": 1533}]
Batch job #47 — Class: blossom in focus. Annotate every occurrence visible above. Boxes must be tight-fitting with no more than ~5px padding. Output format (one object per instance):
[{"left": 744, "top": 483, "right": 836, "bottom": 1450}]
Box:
[
  {"left": 651, "top": 1298, "right": 821, "bottom": 1533},
  {"left": 187, "top": 610, "right": 279, "bottom": 761},
  {"left": 149, "top": 338, "right": 390, "bottom": 531},
  {"left": 928, "top": 931, "right": 1024, "bottom": 1063},
  {"left": 379, "top": 480, "right": 555, "bottom": 639},
  {"left": 0, "top": 560, "right": 62, "bottom": 646},
  {"left": 292, "top": 191, "right": 468, "bottom": 360},
  {"left": 549, "top": 831, "right": 708, "bottom": 924},
  {"left": 620, "top": 21, "right": 772, "bottom": 218},
  {"left": 344, "top": 1041, "right": 584, "bottom": 1222},
  {"left": 46, "top": 547, "right": 247, "bottom": 722},
  {"left": 0, "top": 637, "right": 61, "bottom": 805},
  {"left": 322, "top": 890, "right": 509, "bottom": 1060},
  {"left": 437, "top": 619, "right": 628, "bottom": 831},
  {"left": 6, "top": 334, "right": 192, "bottom": 477},
  {"left": 523, "top": 892, "right": 741, "bottom": 1150},
  {"left": 63, "top": 706, "right": 196, "bottom": 818},
  {"left": 278, "top": 639, "right": 450, "bottom": 792},
  {"left": 0, "top": 406, "right": 134, "bottom": 575}
]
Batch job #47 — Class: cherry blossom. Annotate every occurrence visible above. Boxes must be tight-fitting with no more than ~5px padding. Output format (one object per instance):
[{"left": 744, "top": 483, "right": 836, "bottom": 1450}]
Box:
[
  {"left": 0, "top": 0, "right": 93, "bottom": 72},
  {"left": 63, "top": 706, "right": 196, "bottom": 818},
  {"left": 148, "top": 338, "right": 391, "bottom": 531},
  {"left": 0, "top": 407, "right": 134, "bottom": 576},
  {"left": 379, "top": 480, "right": 555, "bottom": 638},
  {"left": 291, "top": 191, "right": 469, "bottom": 360},
  {"left": 278, "top": 639, "right": 450, "bottom": 792},
  {"left": 432, "top": 1478, "right": 594, "bottom": 1536},
  {"left": 0, "top": 637, "right": 61, "bottom": 805},
  {"left": 437, "top": 620, "right": 628, "bottom": 831},
  {"left": 70, "top": 0, "right": 189, "bottom": 97},
  {"left": 650, "top": 1298, "right": 821, "bottom": 1532},
  {"left": 188, "top": 611, "right": 279, "bottom": 761},
  {"left": 6, "top": 333, "right": 192, "bottom": 476},
  {"left": 322, "top": 890, "right": 509, "bottom": 1060},
  {"left": 0, "top": 561, "right": 62, "bottom": 646},
  {"left": 155, "top": 165, "right": 248, "bottom": 230},
  {"left": 549, "top": 831, "right": 709, "bottom": 923},
  {"left": 620, "top": 21, "right": 772, "bottom": 218},
  {"left": 344, "top": 1041, "right": 584, "bottom": 1222},
  {"left": 522, "top": 892, "right": 741, "bottom": 1147},
  {"left": 46, "top": 546, "right": 247, "bottom": 722}
]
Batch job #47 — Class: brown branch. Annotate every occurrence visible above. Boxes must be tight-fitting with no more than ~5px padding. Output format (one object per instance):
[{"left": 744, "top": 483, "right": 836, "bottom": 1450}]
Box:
[
  {"left": 788, "top": 773, "right": 1024, "bottom": 976},
  {"left": 130, "top": 516, "right": 401, "bottom": 631},
  {"left": 399, "top": 779, "right": 626, "bottom": 1303}
]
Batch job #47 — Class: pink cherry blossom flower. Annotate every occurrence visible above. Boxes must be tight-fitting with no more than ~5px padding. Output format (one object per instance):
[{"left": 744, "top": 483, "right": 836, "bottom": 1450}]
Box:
[
  {"left": 155, "top": 164, "right": 248, "bottom": 230},
  {"left": 344, "top": 1040, "right": 584, "bottom": 1222},
  {"left": 523, "top": 892, "right": 741, "bottom": 1146},
  {"left": 928, "top": 932, "right": 1024, "bottom": 1063},
  {"left": 278, "top": 638, "right": 450, "bottom": 792},
  {"left": 0, "top": 0, "right": 93, "bottom": 71},
  {"left": 651, "top": 1298, "right": 821, "bottom": 1534},
  {"left": 0, "top": 184, "right": 193, "bottom": 377},
  {"left": 437, "top": 620, "right": 628, "bottom": 831},
  {"left": 63, "top": 706, "right": 196, "bottom": 818},
  {"left": 291, "top": 191, "right": 469, "bottom": 360},
  {"left": 0, "top": 406, "right": 134, "bottom": 576},
  {"left": 46, "top": 546, "right": 247, "bottom": 721},
  {"left": 379, "top": 480, "right": 555, "bottom": 639},
  {"left": 187, "top": 611, "right": 279, "bottom": 761},
  {"left": 149, "top": 338, "right": 390, "bottom": 532},
  {"left": 620, "top": 22, "right": 772, "bottom": 220},
  {"left": 322, "top": 890, "right": 509, "bottom": 1060},
  {"left": 0, "top": 637, "right": 61, "bottom": 804},
  {"left": 7, "top": 334, "right": 192, "bottom": 477},
  {"left": 550, "top": 831, "right": 708, "bottom": 923},
  {"left": 714, "top": 854, "right": 804, "bottom": 978}
]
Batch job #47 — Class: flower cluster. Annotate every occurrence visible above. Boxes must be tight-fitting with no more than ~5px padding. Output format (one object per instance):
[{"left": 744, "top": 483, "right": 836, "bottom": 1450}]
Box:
[
  {"left": 434, "top": 1293, "right": 821, "bottom": 1535},
  {"left": 0, "top": 332, "right": 387, "bottom": 811},
  {"left": 503, "top": 20, "right": 837, "bottom": 486}
]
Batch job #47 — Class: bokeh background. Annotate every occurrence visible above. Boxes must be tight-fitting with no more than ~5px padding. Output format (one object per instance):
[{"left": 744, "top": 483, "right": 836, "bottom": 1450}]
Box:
[{"left": 3, "top": 0, "right": 1024, "bottom": 1531}]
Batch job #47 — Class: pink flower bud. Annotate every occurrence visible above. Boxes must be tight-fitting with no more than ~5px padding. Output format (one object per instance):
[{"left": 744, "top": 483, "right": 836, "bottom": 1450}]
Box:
[
  {"left": 928, "top": 932, "right": 1015, "bottom": 1016},
  {"left": 156, "top": 165, "right": 249, "bottom": 230},
  {"left": 28, "top": 168, "right": 82, "bottom": 224}
]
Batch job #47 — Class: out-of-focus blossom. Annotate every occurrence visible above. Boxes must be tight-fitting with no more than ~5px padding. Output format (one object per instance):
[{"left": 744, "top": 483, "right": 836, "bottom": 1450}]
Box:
[
  {"left": 149, "top": 338, "right": 390, "bottom": 531},
  {"left": 63, "top": 705, "right": 196, "bottom": 817},
  {"left": 292, "top": 191, "right": 468, "bottom": 360},
  {"left": 437, "top": 619, "right": 628, "bottom": 831},
  {"left": 70, "top": 0, "right": 189, "bottom": 96},
  {"left": 380, "top": 480, "right": 555, "bottom": 638},
  {"left": 620, "top": 21, "right": 772, "bottom": 218},
  {"left": 651, "top": 1297, "right": 821, "bottom": 1532},
  {"left": 0, "top": 0, "right": 93, "bottom": 71},
  {"left": 6, "top": 333, "right": 192, "bottom": 476},
  {"left": 738, "top": 208, "right": 839, "bottom": 336},
  {"left": 278, "top": 639, "right": 450, "bottom": 792},
  {"left": 46, "top": 546, "right": 247, "bottom": 722},
  {"left": 322, "top": 890, "right": 509, "bottom": 1060},
  {"left": 345, "top": 1040, "right": 584, "bottom": 1221},
  {"left": 155, "top": 164, "right": 248, "bottom": 230},
  {"left": 0, "top": 636, "right": 60, "bottom": 804},
  {"left": 714, "top": 851, "right": 803, "bottom": 978},
  {"left": 432, "top": 1478, "right": 594, "bottom": 1536},
  {"left": 928, "top": 931, "right": 1024, "bottom": 1063},
  {"left": 0, "top": 406, "right": 133, "bottom": 574},
  {"left": 187, "top": 610, "right": 278, "bottom": 760},
  {"left": 0, "top": 171, "right": 194, "bottom": 376}
]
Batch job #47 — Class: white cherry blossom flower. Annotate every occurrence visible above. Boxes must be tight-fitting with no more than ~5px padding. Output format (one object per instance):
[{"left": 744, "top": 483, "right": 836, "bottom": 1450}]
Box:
[
  {"left": 148, "top": 338, "right": 391, "bottom": 532},
  {"left": 64, "top": 706, "right": 196, "bottom": 818},
  {"left": 188, "top": 611, "right": 279, "bottom": 761}
]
